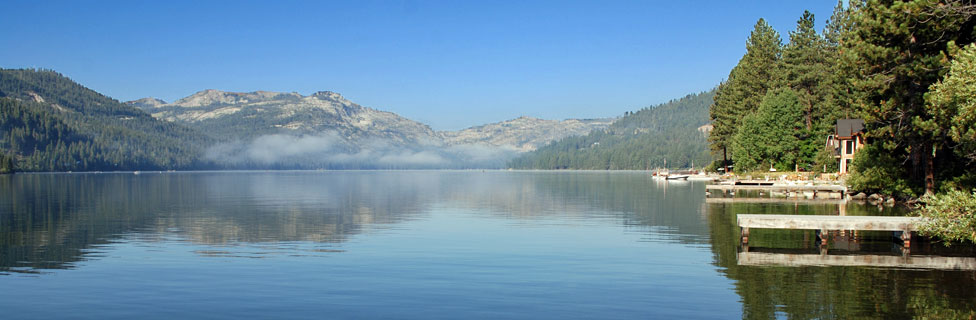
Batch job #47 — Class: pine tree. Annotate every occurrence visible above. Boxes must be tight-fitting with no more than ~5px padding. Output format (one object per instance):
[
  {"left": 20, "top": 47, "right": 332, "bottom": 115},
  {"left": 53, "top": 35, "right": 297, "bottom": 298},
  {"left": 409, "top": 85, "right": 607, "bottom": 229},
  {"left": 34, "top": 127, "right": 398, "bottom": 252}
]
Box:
[
  {"left": 925, "top": 43, "right": 976, "bottom": 163},
  {"left": 0, "top": 153, "right": 14, "bottom": 174},
  {"left": 710, "top": 18, "right": 783, "bottom": 170},
  {"left": 731, "top": 88, "right": 805, "bottom": 172},
  {"left": 843, "top": 0, "right": 976, "bottom": 195},
  {"left": 779, "top": 11, "right": 838, "bottom": 168}
]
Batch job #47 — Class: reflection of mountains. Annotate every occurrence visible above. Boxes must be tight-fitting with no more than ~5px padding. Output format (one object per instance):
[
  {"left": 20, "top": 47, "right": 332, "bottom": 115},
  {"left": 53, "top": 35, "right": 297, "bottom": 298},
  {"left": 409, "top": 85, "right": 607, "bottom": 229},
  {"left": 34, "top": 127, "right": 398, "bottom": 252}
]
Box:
[
  {"left": 706, "top": 201, "right": 976, "bottom": 318},
  {"left": 0, "top": 172, "right": 433, "bottom": 273},
  {"left": 0, "top": 171, "right": 712, "bottom": 273}
]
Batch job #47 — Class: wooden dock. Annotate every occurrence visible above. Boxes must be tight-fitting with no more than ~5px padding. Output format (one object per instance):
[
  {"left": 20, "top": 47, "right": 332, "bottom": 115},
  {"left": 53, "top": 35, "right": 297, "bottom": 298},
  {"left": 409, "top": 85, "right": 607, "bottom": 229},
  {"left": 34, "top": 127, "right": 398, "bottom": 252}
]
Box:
[
  {"left": 737, "top": 214, "right": 922, "bottom": 247},
  {"left": 737, "top": 251, "right": 976, "bottom": 270},
  {"left": 706, "top": 184, "right": 847, "bottom": 192},
  {"left": 705, "top": 197, "right": 848, "bottom": 205},
  {"left": 706, "top": 183, "right": 848, "bottom": 199}
]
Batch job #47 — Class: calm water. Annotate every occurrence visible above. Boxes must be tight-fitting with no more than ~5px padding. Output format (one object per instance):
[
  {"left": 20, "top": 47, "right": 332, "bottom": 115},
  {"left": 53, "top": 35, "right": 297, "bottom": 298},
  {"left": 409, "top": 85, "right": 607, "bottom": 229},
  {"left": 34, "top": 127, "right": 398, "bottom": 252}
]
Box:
[{"left": 0, "top": 171, "right": 973, "bottom": 319}]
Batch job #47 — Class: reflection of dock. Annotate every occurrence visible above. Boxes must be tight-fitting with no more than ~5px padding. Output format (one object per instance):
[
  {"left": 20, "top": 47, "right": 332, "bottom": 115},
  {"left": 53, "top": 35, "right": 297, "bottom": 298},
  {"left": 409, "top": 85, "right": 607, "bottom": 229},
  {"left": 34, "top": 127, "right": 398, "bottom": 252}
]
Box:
[
  {"left": 738, "top": 214, "right": 922, "bottom": 247},
  {"left": 706, "top": 197, "right": 848, "bottom": 205},
  {"left": 737, "top": 251, "right": 976, "bottom": 270}
]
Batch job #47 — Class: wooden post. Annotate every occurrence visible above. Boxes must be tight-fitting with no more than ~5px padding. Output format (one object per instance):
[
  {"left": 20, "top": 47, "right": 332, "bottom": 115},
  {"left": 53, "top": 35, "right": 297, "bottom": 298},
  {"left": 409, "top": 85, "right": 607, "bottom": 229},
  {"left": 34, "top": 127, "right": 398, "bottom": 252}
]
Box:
[
  {"left": 820, "top": 229, "right": 829, "bottom": 246},
  {"left": 901, "top": 230, "right": 912, "bottom": 249},
  {"left": 741, "top": 227, "right": 750, "bottom": 245}
]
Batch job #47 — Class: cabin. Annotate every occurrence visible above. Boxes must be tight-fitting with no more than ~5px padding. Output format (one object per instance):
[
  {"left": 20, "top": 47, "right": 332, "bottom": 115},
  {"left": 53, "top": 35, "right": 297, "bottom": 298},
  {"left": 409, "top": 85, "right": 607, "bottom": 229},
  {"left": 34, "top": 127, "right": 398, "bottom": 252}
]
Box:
[{"left": 825, "top": 119, "right": 865, "bottom": 174}]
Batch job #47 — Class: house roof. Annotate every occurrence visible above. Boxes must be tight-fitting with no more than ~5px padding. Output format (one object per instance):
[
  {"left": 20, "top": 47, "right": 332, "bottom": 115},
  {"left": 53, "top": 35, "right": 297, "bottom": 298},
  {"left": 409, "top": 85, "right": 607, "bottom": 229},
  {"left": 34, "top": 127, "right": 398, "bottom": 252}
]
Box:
[{"left": 835, "top": 119, "right": 864, "bottom": 138}]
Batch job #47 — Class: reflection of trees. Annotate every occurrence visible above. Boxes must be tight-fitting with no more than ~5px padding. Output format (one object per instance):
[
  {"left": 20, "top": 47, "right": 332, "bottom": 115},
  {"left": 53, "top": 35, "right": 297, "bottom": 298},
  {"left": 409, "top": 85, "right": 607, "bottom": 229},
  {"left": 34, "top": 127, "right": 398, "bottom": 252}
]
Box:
[
  {"left": 0, "top": 172, "right": 432, "bottom": 272},
  {"left": 707, "top": 202, "right": 976, "bottom": 319},
  {"left": 0, "top": 171, "right": 719, "bottom": 274},
  {"left": 438, "top": 172, "right": 712, "bottom": 244}
]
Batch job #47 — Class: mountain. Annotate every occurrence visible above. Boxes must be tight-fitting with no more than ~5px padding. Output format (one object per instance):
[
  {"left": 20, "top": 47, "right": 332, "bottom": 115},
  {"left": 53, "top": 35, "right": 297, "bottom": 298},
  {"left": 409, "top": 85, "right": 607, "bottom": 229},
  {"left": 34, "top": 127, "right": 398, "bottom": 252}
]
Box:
[
  {"left": 509, "top": 90, "right": 716, "bottom": 170},
  {"left": 0, "top": 68, "right": 699, "bottom": 171},
  {"left": 126, "top": 97, "right": 167, "bottom": 109},
  {"left": 441, "top": 116, "right": 613, "bottom": 152},
  {"left": 138, "top": 89, "right": 438, "bottom": 145},
  {"left": 127, "top": 90, "right": 611, "bottom": 168},
  {"left": 0, "top": 68, "right": 208, "bottom": 171}
]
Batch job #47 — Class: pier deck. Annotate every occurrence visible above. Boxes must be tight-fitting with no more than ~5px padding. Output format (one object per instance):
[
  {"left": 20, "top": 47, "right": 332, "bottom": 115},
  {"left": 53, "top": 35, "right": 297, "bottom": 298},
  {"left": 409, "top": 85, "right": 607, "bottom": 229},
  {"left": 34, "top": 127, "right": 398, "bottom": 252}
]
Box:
[
  {"left": 706, "top": 184, "right": 847, "bottom": 192},
  {"left": 737, "top": 214, "right": 922, "bottom": 247}
]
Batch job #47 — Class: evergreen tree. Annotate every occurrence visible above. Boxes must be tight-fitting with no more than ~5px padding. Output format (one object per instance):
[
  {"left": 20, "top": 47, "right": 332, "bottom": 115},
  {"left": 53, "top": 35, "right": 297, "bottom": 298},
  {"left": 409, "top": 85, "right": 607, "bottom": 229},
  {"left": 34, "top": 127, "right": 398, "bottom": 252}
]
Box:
[
  {"left": 0, "top": 153, "right": 13, "bottom": 174},
  {"left": 842, "top": 0, "right": 976, "bottom": 195},
  {"left": 731, "top": 88, "right": 805, "bottom": 172},
  {"left": 780, "top": 11, "right": 839, "bottom": 167},
  {"left": 925, "top": 42, "right": 976, "bottom": 163},
  {"left": 710, "top": 18, "right": 783, "bottom": 170},
  {"left": 511, "top": 91, "right": 715, "bottom": 170}
]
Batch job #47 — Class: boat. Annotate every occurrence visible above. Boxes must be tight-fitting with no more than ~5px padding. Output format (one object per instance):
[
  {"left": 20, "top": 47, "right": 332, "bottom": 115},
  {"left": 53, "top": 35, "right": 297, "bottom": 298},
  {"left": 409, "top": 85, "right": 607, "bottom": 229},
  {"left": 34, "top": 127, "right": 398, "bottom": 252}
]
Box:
[{"left": 665, "top": 175, "right": 689, "bottom": 180}]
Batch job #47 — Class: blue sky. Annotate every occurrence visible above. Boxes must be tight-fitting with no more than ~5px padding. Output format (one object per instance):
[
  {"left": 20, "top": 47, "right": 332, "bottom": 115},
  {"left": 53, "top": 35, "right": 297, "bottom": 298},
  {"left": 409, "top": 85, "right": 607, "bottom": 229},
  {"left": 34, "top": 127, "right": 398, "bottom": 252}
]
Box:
[{"left": 1, "top": 1, "right": 838, "bottom": 130}]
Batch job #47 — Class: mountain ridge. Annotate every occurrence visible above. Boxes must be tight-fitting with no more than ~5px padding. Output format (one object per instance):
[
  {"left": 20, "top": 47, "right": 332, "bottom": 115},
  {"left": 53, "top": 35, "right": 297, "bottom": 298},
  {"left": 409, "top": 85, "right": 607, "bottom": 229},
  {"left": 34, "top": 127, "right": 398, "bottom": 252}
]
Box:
[{"left": 128, "top": 90, "right": 612, "bottom": 152}]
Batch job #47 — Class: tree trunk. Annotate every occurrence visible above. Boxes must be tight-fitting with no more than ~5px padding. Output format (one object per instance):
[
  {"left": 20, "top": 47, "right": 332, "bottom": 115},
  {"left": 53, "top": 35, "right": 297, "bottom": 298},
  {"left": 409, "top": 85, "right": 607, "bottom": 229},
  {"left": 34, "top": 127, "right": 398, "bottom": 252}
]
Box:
[
  {"left": 805, "top": 100, "right": 813, "bottom": 131},
  {"left": 723, "top": 147, "right": 729, "bottom": 174},
  {"left": 925, "top": 143, "right": 935, "bottom": 196},
  {"left": 912, "top": 141, "right": 936, "bottom": 196}
]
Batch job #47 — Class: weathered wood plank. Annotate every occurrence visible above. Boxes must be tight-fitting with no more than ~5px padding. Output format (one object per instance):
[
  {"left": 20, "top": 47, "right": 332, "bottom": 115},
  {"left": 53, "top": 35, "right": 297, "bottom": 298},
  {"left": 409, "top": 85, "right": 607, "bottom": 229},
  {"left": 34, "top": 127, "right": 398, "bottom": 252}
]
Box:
[
  {"left": 706, "top": 185, "right": 847, "bottom": 192},
  {"left": 706, "top": 197, "right": 848, "bottom": 205},
  {"left": 736, "top": 214, "right": 921, "bottom": 232},
  {"left": 737, "top": 251, "right": 976, "bottom": 270}
]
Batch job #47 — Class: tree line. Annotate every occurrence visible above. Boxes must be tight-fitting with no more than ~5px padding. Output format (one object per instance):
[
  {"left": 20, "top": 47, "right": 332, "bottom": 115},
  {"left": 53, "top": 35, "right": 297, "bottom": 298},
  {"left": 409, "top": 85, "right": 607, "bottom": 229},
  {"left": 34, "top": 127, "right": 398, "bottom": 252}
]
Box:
[
  {"left": 509, "top": 90, "right": 714, "bottom": 170},
  {"left": 0, "top": 69, "right": 211, "bottom": 172},
  {"left": 711, "top": 0, "right": 976, "bottom": 199}
]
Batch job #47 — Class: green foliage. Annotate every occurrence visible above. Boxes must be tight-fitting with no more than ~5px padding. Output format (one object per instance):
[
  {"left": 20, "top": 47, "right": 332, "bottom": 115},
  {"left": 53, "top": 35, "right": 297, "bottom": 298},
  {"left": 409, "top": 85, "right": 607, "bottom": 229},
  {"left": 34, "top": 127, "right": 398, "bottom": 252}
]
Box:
[
  {"left": 847, "top": 143, "right": 917, "bottom": 198},
  {"left": 914, "top": 189, "right": 976, "bottom": 244},
  {"left": 926, "top": 42, "right": 976, "bottom": 163},
  {"left": 0, "top": 153, "right": 14, "bottom": 174},
  {"left": 709, "top": 19, "right": 782, "bottom": 154},
  {"left": 731, "top": 88, "right": 805, "bottom": 171},
  {"left": 813, "top": 145, "right": 839, "bottom": 173},
  {"left": 509, "top": 91, "right": 714, "bottom": 170},
  {"left": 842, "top": 0, "right": 976, "bottom": 194},
  {"left": 0, "top": 68, "right": 211, "bottom": 171},
  {"left": 781, "top": 10, "right": 841, "bottom": 165},
  {"left": 711, "top": 12, "right": 842, "bottom": 172}
]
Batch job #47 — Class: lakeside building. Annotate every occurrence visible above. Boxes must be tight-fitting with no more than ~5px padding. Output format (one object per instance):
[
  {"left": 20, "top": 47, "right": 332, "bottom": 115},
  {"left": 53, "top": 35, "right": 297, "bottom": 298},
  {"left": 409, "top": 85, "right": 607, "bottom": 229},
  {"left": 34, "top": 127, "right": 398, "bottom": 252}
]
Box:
[{"left": 825, "top": 119, "right": 865, "bottom": 174}]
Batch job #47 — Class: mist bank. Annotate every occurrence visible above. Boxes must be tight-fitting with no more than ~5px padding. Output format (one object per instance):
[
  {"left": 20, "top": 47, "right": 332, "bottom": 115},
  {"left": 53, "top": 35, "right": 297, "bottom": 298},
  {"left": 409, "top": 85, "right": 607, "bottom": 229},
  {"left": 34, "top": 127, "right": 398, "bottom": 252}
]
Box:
[{"left": 203, "top": 132, "right": 522, "bottom": 170}]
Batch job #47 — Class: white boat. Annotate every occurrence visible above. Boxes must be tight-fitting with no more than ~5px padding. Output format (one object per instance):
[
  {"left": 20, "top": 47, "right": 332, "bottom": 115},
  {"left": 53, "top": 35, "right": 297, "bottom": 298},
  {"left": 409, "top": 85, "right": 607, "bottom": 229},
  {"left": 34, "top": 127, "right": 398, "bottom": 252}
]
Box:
[{"left": 665, "top": 175, "right": 689, "bottom": 180}]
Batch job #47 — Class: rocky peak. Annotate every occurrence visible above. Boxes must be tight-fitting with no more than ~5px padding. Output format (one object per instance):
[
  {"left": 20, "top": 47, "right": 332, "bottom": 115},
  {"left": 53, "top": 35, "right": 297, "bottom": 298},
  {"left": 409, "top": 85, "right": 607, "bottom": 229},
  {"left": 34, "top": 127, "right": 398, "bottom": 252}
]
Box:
[
  {"left": 125, "top": 97, "right": 167, "bottom": 109},
  {"left": 310, "top": 91, "right": 346, "bottom": 102},
  {"left": 172, "top": 89, "right": 299, "bottom": 108}
]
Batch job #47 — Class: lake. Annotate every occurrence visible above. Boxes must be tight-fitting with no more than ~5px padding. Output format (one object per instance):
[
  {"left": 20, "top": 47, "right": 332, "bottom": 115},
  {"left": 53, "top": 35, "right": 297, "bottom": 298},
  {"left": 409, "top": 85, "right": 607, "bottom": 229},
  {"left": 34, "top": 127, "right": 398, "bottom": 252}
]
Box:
[{"left": 1, "top": 171, "right": 973, "bottom": 319}]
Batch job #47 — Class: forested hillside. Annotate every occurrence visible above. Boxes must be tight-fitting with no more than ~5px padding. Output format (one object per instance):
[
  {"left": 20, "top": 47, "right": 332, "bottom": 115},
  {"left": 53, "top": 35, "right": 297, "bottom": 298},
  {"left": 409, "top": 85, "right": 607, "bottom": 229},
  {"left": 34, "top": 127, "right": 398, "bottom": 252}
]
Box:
[
  {"left": 509, "top": 90, "right": 714, "bottom": 170},
  {"left": 0, "top": 69, "right": 209, "bottom": 171}
]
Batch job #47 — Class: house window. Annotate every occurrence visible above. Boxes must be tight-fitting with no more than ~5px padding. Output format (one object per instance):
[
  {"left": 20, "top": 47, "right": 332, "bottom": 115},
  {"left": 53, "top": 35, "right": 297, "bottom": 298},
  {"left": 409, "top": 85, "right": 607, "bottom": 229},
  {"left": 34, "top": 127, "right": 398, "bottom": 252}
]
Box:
[{"left": 845, "top": 140, "right": 854, "bottom": 155}]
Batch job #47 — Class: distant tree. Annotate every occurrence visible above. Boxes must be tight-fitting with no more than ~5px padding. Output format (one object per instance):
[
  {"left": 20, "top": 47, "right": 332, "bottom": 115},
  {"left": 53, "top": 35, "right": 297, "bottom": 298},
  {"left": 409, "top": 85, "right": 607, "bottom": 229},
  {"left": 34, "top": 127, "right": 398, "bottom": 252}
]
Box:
[
  {"left": 511, "top": 91, "right": 715, "bottom": 170},
  {"left": 0, "top": 153, "right": 13, "bottom": 174}
]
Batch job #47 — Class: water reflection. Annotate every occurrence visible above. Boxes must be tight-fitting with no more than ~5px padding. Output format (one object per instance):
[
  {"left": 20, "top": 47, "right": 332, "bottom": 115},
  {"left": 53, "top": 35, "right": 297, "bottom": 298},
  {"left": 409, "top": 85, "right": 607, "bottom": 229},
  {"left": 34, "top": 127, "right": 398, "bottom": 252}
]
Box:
[
  {"left": 3, "top": 171, "right": 975, "bottom": 318},
  {"left": 0, "top": 171, "right": 708, "bottom": 273},
  {"left": 706, "top": 200, "right": 976, "bottom": 319}
]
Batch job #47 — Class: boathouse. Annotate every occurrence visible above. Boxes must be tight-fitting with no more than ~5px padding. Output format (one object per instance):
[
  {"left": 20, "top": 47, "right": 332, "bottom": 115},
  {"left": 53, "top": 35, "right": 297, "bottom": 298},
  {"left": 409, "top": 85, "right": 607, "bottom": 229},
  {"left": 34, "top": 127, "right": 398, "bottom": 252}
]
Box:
[{"left": 825, "top": 119, "right": 865, "bottom": 174}]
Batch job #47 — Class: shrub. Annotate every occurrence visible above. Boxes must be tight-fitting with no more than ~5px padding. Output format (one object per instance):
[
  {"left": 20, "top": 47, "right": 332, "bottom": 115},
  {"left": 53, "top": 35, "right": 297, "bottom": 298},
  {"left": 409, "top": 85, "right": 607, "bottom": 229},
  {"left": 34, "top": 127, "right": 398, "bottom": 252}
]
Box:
[
  {"left": 914, "top": 189, "right": 976, "bottom": 244},
  {"left": 847, "top": 143, "right": 917, "bottom": 198}
]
